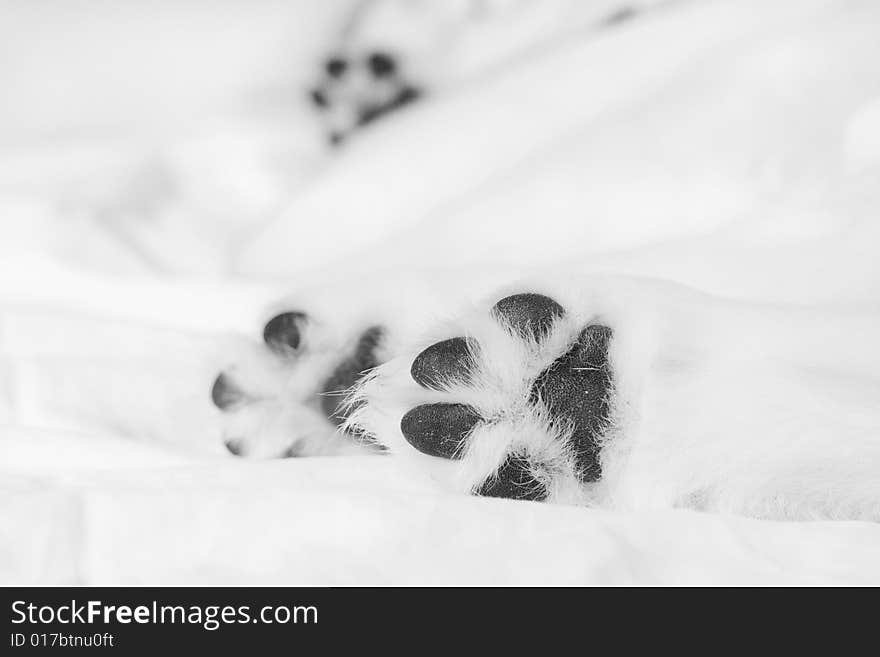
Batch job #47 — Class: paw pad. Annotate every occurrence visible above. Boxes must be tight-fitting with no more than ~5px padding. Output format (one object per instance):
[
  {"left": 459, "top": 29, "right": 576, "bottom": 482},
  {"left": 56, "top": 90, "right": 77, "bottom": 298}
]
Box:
[
  {"left": 531, "top": 324, "right": 612, "bottom": 482},
  {"left": 321, "top": 326, "right": 385, "bottom": 425},
  {"left": 263, "top": 312, "right": 307, "bottom": 354},
  {"left": 475, "top": 455, "right": 547, "bottom": 501},
  {"left": 400, "top": 403, "right": 482, "bottom": 459},
  {"left": 410, "top": 337, "right": 477, "bottom": 391},
  {"left": 211, "top": 372, "right": 247, "bottom": 410},
  {"left": 491, "top": 293, "right": 565, "bottom": 340}
]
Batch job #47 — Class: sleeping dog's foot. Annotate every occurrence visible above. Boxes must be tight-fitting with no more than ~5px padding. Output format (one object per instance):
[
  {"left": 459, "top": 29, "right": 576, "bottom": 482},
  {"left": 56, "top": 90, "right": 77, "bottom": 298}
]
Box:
[
  {"left": 347, "top": 278, "right": 880, "bottom": 520},
  {"left": 310, "top": 48, "right": 422, "bottom": 146},
  {"left": 207, "top": 271, "right": 495, "bottom": 459},
  {"left": 212, "top": 275, "right": 880, "bottom": 519},
  {"left": 211, "top": 309, "right": 389, "bottom": 458},
  {"left": 346, "top": 288, "right": 635, "bottom": 504}
]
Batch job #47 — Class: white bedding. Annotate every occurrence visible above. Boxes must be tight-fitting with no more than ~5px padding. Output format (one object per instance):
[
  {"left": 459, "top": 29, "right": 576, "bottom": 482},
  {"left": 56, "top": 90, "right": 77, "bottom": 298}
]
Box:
[{"left": 3, "top": 0, "right": 880, "bottom": 585}]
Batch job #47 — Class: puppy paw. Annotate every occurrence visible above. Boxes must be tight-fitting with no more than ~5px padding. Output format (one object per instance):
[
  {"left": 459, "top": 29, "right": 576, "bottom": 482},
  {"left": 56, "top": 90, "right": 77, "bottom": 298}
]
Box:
[
  {"left": 349, "top": 292, "right": 616, "bottom": 503},
  {"left": 211, "top": 310, "right": 387, "bottom": 458},
  {"left": 309, "top": 49, "right": 422, "bottom": 145}
]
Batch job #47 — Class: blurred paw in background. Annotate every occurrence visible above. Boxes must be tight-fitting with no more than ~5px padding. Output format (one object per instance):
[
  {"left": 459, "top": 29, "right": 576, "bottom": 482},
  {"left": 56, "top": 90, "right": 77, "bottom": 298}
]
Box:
[{"left": 307, "top": 0, "right": 656, "bottom": 144}]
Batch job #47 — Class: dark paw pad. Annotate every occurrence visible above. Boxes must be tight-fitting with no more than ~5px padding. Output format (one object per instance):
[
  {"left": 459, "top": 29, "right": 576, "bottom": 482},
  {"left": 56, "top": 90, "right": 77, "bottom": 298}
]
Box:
[
  {"left": 320, "top": 326, "right": 384, "bottom": 425},
  {"left": 400, "top": 403, "right": 481, "bottom": 459},
  {"left": 530, "top": 324, "right": 612, "bottom": 482},
  {"left": 357, "top": 85, "right": 422, "bottom": 128},
  {"left": 224, "top": 438, "right": 244, "bottom": 456},
  {"left": 309, "top": 88, "right": 329, "bottom": 109},
  {"left": 211, "top": 372, "right": 247, "bottom": 411},
  {"left": 324, "top": 55, "right": 348, "bottom": 78},
  {"left": 263, "top": 312, "right": 307, "bottom": 355},
  {"left": 411, "top": 337, "right": 478, "bottom": 391},
  {"left": 367, "top": 51, "right": 397, "bottom": 77},
  {"left": 475, "top": 455, "right": 547, "bottom": 501},
  {"left": 492, "top": 293, "right": 565, "bottom": 340}
]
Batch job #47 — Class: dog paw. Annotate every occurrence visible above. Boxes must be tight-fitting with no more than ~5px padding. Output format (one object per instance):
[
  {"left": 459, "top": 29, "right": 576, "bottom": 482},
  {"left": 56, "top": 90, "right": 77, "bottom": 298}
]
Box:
[
  {"left": 309, "top": 48, "right": 422, "bottom": 145},
  {"left": 348, "top": 291, "right": 616, "bottom": 503},
  {"left": 210, "top": 309, "right": 388, "bottom": 458}
]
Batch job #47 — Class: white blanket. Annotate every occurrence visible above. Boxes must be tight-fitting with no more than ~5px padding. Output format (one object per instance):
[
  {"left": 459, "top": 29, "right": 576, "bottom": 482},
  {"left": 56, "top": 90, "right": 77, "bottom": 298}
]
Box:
[{"left": 3, "top": 0, "right": 880, "bottom": 584}]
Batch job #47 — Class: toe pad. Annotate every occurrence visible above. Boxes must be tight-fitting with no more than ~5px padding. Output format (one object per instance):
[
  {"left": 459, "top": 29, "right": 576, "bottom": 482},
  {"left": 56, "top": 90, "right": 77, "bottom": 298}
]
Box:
[
  {"left": 400, "top": 403, "right": 481, "bottom": 459},
  {"left": 411, "top": 337, "right": 477, "bottom": 391},
  {"left": 492, "top": 293, "right": 565, "bottom": 340}
]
